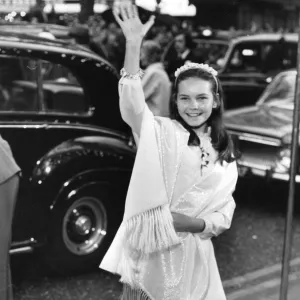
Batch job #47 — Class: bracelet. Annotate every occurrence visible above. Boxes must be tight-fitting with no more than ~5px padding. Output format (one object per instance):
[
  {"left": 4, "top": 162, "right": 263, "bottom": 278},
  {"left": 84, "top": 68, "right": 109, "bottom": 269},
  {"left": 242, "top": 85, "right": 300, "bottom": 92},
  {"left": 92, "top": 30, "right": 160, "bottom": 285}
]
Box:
[{"left": 120, "top": 67, "right": 144, "bottom": 80}]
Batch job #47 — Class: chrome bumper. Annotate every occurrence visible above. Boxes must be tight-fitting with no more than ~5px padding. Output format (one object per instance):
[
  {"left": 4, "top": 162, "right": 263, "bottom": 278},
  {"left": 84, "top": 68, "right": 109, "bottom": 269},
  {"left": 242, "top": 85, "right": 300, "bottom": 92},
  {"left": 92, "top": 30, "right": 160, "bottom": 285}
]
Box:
[{"left": 237, "top": 160, "right": 299, "bottom": 182}]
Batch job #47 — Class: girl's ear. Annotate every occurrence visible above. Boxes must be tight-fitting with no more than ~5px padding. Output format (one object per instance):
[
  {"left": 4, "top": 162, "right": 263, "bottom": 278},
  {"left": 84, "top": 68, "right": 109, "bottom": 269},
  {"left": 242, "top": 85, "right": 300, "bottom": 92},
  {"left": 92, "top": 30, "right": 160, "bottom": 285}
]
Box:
[{"left": 213, "top": 93, "right": 220, "bottom": 108}]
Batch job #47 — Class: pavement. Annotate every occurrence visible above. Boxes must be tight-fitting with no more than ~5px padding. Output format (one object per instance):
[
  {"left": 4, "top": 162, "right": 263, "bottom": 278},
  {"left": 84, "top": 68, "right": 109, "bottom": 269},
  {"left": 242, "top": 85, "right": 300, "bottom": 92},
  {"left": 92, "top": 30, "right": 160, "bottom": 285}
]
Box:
[
  {"left": 226, "top": 273, "right": 300, "bottom": 300},
  {"left": 225, "top": 258, "right": 300, "bottom": 300}
]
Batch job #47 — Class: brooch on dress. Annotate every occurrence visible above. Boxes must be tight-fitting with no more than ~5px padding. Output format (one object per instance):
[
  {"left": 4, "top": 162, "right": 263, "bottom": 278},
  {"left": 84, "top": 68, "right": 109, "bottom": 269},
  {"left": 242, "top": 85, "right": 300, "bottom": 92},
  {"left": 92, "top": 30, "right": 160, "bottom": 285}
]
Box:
[{"left": 199, "top": 145, "right": 210, "bottom": 175}]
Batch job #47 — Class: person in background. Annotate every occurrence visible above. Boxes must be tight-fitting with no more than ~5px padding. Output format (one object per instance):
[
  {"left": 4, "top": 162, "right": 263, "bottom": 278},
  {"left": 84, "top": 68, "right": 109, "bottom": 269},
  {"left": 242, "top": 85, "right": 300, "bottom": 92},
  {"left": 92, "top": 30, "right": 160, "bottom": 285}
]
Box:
[
  {"left": 68, "top": 24, "right": 108, "bottom": 59},
  {"left": 167, "top": 32, "right": 202, "bottom": 80},
  {"left": 0, "top": 136, "right": 21, "bottom": 300},
  {"left": 140, "top": 40, "right": 171, "bottom": 117}
]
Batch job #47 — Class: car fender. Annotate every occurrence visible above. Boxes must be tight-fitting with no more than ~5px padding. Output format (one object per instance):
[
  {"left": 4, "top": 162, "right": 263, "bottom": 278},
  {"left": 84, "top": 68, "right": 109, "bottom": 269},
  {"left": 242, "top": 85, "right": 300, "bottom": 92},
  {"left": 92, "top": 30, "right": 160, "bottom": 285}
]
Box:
[
  {"left": 31, "top": 135, "right": 135, "bottom": 184},
  {"left": 27, "top": 136, "right": 135, "bottom": 238}
]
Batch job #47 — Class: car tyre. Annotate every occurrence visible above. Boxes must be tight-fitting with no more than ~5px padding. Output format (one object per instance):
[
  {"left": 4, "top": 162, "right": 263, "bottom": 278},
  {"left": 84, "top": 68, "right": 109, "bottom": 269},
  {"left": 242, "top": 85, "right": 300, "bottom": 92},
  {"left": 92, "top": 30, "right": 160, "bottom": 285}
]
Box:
[{"left": 44, "top": 181, "right": 120, "bottom": 275}]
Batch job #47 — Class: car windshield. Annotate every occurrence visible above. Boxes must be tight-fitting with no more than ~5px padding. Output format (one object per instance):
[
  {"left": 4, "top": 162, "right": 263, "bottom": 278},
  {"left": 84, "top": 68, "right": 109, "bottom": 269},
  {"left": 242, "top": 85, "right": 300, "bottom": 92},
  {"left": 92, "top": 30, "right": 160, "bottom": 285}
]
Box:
[{"left": 261, "top": 72, "right": 296, "bottom": 108}]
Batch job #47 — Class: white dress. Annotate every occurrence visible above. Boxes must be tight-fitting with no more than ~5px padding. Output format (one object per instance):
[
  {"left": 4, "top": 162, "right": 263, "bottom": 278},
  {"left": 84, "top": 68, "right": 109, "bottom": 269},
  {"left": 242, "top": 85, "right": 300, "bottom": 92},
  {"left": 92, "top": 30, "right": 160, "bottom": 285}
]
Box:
[{"left": 100, "top": 77, "right": 238, "bottom": 300}]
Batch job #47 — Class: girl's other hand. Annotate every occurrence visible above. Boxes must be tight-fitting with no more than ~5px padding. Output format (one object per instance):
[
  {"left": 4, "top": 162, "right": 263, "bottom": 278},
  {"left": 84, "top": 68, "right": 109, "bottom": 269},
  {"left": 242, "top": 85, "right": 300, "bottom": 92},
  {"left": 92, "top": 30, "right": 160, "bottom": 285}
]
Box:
[
  {"left": 172, "top": 212, "right": 206, "bottom": 233},
  {"left": 113, "top": 1, "right": 155, "bottom": 43}
]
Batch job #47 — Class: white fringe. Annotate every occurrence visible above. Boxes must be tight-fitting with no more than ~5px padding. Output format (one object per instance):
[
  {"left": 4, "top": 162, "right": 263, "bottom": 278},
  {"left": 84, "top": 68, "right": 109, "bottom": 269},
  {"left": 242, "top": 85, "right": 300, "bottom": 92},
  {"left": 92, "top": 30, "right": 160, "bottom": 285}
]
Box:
[
  {"left": 117, "top": 204, "right": 180, "bottom": 286},
  {"left": 125, "top": 204, "right": 180, "bottom": 254},
  {"left": 120, "top": 284, "right": 152, "bottom": 300}
]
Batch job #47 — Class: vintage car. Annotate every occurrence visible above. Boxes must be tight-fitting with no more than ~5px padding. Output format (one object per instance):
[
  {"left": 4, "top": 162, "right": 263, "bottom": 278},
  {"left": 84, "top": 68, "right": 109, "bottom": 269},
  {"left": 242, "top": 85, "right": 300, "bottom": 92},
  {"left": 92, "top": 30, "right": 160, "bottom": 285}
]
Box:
[
  {"left": 218, "top": 33, "right": 298, "bottom": 109},
  {"left": 224, "top": 69, "right": 296, "bottom": 186},
  {"left": 0, "top": 30, "right": 135, "bottom": 273}
]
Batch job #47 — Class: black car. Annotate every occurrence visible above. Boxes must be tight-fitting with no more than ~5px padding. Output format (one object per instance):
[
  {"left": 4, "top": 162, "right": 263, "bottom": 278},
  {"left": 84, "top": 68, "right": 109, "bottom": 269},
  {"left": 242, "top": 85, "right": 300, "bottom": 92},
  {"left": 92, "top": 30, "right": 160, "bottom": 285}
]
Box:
[
  {"left": 0, "top": 31, "right": 135, "bottom": 273},
  {"left": 218, "top": 33, "right": 298, "bottom": 109}
]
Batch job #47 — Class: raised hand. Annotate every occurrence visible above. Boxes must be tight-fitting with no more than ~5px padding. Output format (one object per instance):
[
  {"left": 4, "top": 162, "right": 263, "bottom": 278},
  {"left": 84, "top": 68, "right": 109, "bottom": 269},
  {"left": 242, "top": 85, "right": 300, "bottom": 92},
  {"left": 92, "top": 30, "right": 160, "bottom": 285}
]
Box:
[{"left": 113, "top": 2, "right": 155, "bottom": 42}]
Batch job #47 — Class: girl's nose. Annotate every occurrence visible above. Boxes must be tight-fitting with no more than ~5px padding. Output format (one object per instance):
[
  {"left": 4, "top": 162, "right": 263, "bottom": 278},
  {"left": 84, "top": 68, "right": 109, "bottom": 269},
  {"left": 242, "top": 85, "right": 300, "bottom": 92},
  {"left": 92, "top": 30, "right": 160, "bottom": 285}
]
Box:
[{"left": 189, "top": 99, "right": 200, "bottom": 109}]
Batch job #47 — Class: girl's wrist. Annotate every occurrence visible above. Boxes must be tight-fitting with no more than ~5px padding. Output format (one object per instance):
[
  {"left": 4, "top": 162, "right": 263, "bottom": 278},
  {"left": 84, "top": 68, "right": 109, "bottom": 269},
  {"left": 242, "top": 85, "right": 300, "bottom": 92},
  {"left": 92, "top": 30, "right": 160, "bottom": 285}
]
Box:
[{"left": 126, "top": 39, "right": 143, "bottom": 46}]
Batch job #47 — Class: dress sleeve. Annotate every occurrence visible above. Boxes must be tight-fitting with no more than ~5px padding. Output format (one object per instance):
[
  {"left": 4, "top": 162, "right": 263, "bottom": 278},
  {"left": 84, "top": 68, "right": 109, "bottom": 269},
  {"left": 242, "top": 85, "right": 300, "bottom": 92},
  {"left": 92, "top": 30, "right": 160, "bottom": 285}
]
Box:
[
  {"left": 119, "top": 76, "right": 149, "bottom": 137},
  {"left": 0, "top": 136, "right": 21, "bottom": 185},
  {"left": 199, "top": 195, "right": 236, "bottom": 239}
]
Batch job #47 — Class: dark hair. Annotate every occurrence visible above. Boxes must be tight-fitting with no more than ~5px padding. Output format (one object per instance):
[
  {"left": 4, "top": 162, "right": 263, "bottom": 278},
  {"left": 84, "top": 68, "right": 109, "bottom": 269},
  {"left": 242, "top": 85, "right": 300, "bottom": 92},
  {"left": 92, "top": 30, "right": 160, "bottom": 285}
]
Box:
[
  {"left": 175, "top": 32, "right": 195, "bottom": 50},
  {"left": 68, "top": 25, "right": 90, "bottom": 45},
  {"left": 142, "top": 40, "right": 162, "bottom": 64},
  {"left": 170, "top": 68, "right": 238, "bottom": 164}
]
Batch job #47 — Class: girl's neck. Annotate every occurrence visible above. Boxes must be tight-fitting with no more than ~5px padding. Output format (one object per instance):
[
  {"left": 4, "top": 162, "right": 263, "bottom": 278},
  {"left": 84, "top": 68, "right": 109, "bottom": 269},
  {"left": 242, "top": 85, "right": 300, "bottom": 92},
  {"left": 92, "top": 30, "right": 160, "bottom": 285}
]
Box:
[{"left": 192, "top": 124, "right": 208, "bottom": 137}]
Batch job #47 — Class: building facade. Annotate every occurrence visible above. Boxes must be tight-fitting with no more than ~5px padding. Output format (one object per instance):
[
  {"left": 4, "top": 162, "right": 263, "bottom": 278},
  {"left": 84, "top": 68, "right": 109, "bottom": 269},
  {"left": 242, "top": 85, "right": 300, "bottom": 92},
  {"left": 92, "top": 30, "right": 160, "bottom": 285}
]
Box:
[{"left": 194, "top": 0, "right": 299, "bottom": 31}]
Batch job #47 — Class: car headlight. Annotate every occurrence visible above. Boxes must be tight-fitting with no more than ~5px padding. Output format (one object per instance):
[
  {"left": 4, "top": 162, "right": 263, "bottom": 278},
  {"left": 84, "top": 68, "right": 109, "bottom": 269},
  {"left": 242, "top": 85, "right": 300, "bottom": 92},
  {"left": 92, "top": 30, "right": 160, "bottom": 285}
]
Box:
[{"left": 274, "top": 148, "right": 291, "bottom": 173}]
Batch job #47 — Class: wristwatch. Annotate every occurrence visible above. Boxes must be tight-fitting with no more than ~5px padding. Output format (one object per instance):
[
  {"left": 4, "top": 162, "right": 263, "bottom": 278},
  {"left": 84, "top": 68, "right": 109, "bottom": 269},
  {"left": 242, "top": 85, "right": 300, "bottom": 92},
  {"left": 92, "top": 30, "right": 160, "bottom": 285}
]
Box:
[{"left": 120, "top": 67, "right": 144, "bottom": 80}]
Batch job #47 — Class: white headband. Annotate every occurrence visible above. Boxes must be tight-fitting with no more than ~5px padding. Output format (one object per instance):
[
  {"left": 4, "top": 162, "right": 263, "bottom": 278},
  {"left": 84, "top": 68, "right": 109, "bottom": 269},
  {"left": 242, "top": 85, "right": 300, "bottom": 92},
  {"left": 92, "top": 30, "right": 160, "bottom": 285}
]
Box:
[{"left": 174, "top": 62, "right": 219, "bottom": 93}]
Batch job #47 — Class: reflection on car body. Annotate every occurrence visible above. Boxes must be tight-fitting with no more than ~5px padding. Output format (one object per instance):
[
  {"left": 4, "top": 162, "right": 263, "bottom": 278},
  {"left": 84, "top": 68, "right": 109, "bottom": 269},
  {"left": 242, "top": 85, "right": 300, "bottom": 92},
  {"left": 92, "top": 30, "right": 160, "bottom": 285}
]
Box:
[
  {"left": 224, "top": 69, "right": 297, "bottom": 183},
  {"left": 0, "top": 30, "right": 135, "bottom": 274}
]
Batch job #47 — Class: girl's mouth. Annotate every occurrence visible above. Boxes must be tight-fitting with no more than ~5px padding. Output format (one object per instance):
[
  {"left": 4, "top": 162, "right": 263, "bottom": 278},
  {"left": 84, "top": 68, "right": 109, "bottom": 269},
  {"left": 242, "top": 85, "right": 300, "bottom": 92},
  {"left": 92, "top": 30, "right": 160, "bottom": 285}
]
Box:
[{"left": 186, "top": 113, "right": 201, "bottom": 117}]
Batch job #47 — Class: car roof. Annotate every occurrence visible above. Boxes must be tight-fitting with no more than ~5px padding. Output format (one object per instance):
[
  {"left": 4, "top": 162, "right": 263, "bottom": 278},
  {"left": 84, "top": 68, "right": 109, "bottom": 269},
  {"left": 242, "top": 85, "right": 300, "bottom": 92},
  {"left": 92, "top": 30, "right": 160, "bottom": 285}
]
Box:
[
  {"left": 0, "top": 30, "right": 117, "bottom": 73},
  {"left": 0, "top": 22, "right": 70, "bottom": 38},
  {"left": 232, "top": 33, "right": 298, "bottom": 44}
]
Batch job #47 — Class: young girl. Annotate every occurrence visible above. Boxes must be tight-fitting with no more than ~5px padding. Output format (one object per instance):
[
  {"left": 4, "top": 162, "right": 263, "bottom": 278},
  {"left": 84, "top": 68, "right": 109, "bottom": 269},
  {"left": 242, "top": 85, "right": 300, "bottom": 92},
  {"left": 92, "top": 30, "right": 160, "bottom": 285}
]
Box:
[{"left": 100, "top": 3, "right": 238, "bottom": 300}]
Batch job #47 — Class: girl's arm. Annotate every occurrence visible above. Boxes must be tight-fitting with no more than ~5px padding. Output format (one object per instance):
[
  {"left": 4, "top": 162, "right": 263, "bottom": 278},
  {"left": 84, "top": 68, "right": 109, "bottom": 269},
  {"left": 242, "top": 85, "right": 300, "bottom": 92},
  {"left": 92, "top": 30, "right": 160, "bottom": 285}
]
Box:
[
  {"left": 172, "top": 195, "right": 235, "bottom": 236},
  {"left": 113, "top": 3, "right": 155, "bottom": 136},
  {"left": 172, "top": 162, "right": 238, "bottom": 237}
]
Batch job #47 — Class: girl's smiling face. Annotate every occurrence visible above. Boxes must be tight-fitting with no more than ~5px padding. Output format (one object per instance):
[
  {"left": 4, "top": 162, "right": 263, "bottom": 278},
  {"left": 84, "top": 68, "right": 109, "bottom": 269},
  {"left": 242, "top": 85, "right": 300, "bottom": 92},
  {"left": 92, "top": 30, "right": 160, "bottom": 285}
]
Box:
[{"left": 176, "top": 77, "right": 216, "bottom": 132}]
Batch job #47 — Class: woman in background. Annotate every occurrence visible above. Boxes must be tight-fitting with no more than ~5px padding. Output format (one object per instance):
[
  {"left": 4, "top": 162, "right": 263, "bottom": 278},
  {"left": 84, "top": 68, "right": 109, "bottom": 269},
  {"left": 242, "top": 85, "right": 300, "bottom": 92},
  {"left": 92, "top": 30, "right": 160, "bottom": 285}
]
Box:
[{"left": 0, "top": 136, "right": 21, "bottom": 300}]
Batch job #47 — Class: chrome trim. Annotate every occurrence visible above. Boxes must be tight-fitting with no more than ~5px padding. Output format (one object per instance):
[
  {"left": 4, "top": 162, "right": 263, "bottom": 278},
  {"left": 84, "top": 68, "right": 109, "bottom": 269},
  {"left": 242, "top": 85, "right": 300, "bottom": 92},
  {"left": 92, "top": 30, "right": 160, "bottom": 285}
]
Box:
[
  {"left": 0, "top": 124, "right": 47, "bottom": 129},
  {"left": 9, "top": 246, "right": 34, "bottom": 255},
  {"left": 238, "top": 161, "right": 300, "bottom": 182},
  {"left": 11, "top": 238, "right": 37, "bottom": 248},
  {"left": 0, "top": 123, "right": 128, "bottom": 139},
  {"left": 228, "top": 130, "right": 281, "bottom": 146},
  {"left": 237, "top": 135, "right": 280, "bottom": 146}
]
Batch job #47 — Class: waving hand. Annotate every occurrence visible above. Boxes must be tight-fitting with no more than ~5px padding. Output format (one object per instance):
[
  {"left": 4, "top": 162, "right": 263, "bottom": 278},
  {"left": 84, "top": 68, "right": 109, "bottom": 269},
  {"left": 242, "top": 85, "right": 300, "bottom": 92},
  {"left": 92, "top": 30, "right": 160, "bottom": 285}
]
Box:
[{"left": 113, "top": 2, "right": 155, "bottom": 42}]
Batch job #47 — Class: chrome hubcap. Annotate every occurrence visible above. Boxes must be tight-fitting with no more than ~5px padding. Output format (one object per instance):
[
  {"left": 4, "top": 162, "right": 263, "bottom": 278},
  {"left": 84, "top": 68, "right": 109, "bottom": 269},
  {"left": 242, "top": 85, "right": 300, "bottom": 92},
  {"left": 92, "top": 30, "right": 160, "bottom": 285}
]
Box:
[{"left": 74, "top": 215, "right": 92, "bottom": 235}]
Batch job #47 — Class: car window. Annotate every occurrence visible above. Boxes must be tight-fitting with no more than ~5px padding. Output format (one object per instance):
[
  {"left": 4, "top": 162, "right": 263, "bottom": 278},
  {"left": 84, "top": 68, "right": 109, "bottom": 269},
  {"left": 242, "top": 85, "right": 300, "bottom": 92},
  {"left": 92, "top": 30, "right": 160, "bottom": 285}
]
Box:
[
  {"left": 0, "top": 56, "right": 87, "bottom": 115},
  {"left": 227, "top": 42, "right": 265, "bottom": 72},
  {"left": 39, "top": 61, "right": 87, "bottom": 115},
  {"left": 261, "top": 72, "right": 296, "bottom": 105},
  {"left": 193, "top": 39, "right": 228, "bottom": 65},
  {"left": 0, "top": 55, "right": 40, "bottom": 112},
  {"left": 226, "top": 41, "right": 297, "bottom": 74}
]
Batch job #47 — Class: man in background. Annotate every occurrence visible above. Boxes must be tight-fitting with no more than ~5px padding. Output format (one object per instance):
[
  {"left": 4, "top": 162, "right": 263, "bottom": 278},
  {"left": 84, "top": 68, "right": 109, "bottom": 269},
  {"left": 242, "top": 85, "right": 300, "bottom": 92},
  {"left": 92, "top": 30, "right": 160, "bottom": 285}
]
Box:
[
  {"left": 167, "top": 32, "right": 202, "bottom": 80},
  {"left": 140, "top": 40, "right": 171, "bottom": 117}
]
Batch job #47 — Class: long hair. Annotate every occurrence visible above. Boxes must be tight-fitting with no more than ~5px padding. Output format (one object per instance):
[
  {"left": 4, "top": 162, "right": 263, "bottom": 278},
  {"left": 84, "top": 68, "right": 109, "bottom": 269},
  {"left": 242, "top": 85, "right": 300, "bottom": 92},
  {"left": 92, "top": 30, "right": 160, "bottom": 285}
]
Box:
[{"left": 170, "top": 68, "right": 238, "bottom": 164}]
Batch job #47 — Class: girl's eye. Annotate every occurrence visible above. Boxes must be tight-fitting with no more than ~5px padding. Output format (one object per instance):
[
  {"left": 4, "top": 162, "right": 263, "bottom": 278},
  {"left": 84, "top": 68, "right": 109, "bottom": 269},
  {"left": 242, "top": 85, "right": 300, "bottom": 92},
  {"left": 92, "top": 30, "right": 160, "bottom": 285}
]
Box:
[{"left": 179, "top": 98, "right": 188, "bottom": 101}]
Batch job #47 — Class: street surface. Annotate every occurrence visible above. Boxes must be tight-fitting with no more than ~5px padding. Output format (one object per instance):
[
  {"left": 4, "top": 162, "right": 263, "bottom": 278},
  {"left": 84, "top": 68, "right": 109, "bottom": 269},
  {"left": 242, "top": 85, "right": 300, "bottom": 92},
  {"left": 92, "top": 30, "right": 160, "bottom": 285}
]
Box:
[{"left": 12, "top": 178, "right": 300, "bottom": 300}]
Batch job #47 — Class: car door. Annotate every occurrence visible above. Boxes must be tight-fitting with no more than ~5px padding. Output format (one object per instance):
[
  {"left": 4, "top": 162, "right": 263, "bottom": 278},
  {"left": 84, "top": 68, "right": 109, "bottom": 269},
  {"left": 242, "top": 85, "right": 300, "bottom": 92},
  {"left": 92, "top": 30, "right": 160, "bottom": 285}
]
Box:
[{"left": 0, "top": 54, "right": 48, "bottom": 244}]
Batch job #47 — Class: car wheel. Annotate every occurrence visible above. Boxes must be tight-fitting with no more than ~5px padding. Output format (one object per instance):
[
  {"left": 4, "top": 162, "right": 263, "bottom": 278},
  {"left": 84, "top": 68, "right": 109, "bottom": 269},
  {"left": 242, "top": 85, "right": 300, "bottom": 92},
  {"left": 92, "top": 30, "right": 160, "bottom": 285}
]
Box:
[{"left": 45, "top": 182, "right": 120, "bottom": 275}]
